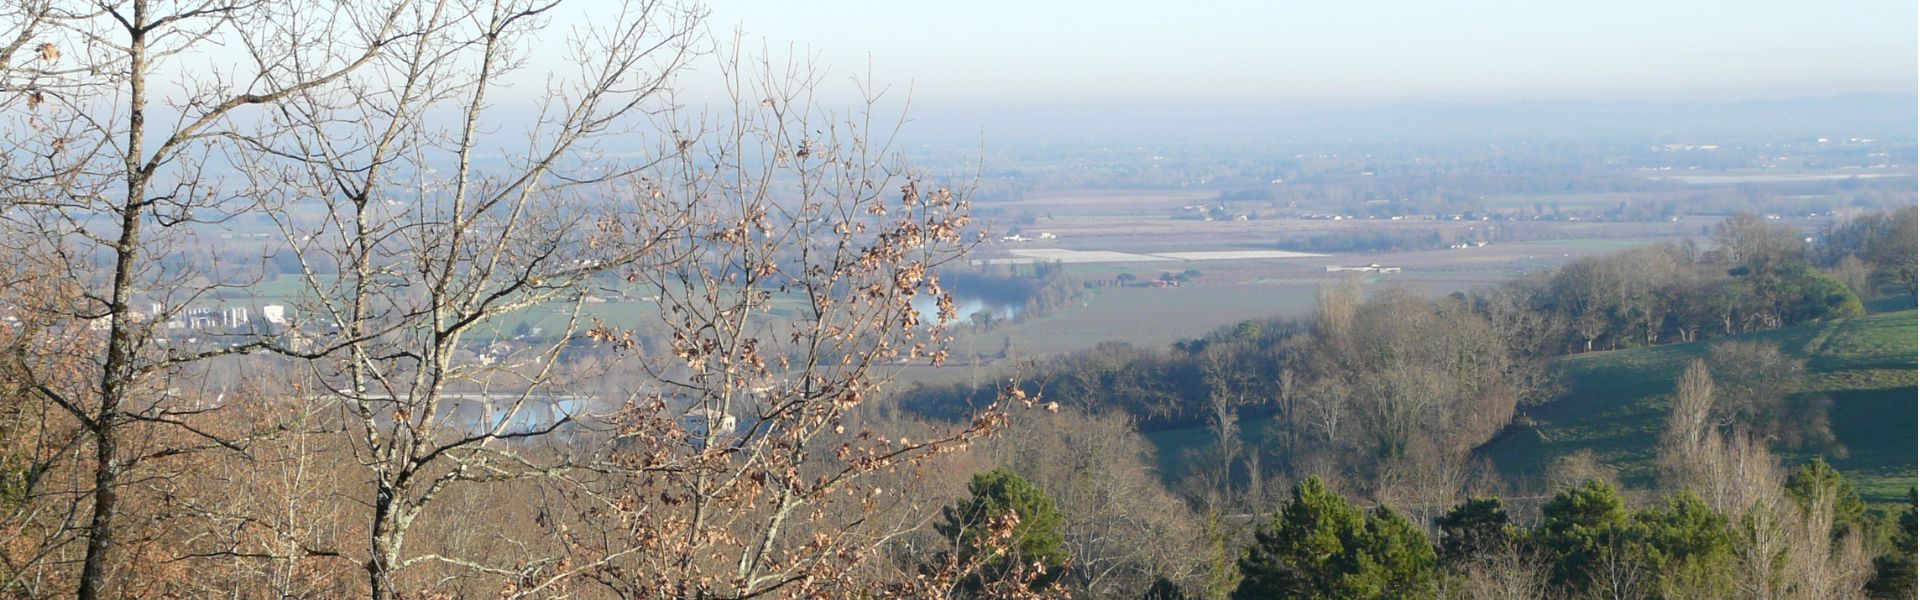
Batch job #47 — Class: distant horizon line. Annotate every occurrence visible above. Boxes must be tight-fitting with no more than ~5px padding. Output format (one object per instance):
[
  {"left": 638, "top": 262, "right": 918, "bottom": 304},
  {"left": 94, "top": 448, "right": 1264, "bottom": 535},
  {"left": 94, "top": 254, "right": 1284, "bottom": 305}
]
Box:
[{"left": 899, "top": 90, "right": 1920, "bottom": 116}]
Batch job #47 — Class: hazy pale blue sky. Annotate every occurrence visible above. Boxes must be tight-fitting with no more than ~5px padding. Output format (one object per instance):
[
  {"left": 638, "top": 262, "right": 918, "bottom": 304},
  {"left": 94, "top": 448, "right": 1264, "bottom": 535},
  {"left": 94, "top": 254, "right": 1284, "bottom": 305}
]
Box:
[{"left": 701, "top": 0, "right": 1916, "bottom": 110}]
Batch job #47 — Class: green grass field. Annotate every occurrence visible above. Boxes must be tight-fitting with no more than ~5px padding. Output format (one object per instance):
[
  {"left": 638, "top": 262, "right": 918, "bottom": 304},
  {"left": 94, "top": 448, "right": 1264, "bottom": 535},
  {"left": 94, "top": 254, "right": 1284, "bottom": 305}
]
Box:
[
  {"left": 1130, "top": 309, "right": 1917, "bottom": 506},
  {"left": 1142, "top": 411, "right": 1283, "bottom": 485},
  {"left": 1479, "top": 309, "right": 1917, "bottom": 505},
  {"left": 963, "top": 283, "right": 1324, "bottom": 356}
]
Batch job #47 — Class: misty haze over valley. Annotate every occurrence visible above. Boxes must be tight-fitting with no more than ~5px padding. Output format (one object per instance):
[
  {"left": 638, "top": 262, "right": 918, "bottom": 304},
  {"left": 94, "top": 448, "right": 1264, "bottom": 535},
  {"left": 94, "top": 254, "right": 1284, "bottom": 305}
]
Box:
[{"left": 0, "top": 1, "right": 1913, "bottom": 598}]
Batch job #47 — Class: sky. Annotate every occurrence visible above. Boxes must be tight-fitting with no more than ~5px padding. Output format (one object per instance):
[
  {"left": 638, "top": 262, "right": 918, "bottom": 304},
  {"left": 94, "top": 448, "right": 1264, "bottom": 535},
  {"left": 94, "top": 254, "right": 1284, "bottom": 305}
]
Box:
[{"left": 694, "top": 0, "right": 1917, "bottom": 113}]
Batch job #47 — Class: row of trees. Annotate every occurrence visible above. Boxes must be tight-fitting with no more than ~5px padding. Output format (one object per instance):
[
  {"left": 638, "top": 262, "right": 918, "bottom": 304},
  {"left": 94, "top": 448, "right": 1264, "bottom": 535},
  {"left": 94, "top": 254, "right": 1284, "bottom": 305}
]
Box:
[
  {"left": 1516, "top": 208, "right": 1913, "bottom": 354},
  {"left": 1818, "top": 207, "right": 1919, "bottom": 297},
  {"left": 1276, "top": 228, "right": 1449, "bottom": 253},
  {"left": 904, "top": 277, "right": 1553, "bottom": 515},
  {"left": 1228, "top": 467, "right": 1909, "bottom": 600},
  {"left": 925, "top": 354, "right": 1915, "bottom": 599}
]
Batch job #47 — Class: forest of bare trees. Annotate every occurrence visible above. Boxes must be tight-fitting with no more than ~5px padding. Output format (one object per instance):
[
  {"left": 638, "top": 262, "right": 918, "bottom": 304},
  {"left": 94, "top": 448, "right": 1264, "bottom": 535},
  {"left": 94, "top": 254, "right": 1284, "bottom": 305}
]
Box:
[
  {"left": 894, "top": 205, "right": 1915, "bottom": 598},
  {"left": 0, "top": 1, "right": 1067, "bottom": 597}
]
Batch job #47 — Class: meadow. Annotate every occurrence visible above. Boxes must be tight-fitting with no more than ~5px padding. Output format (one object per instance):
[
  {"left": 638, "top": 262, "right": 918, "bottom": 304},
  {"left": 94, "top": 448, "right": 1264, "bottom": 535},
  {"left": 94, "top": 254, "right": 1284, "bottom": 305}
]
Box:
[
  {"left": 1133, "top": 308, "right": 1917, "bottom": 508},
  {"left": 1479, "top": 308, "right": 1918, "bottom": 505}
]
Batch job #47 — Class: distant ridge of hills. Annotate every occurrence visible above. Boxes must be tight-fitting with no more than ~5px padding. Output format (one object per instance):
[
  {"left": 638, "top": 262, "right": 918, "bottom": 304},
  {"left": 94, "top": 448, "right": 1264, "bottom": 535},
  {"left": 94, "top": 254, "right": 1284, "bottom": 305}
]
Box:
[
  {"left": 1287, "top": 93, "right": 1920, "bottom": 143},
  {"left": 909, "top": 93, "right": 1919, "bottom": 147}
]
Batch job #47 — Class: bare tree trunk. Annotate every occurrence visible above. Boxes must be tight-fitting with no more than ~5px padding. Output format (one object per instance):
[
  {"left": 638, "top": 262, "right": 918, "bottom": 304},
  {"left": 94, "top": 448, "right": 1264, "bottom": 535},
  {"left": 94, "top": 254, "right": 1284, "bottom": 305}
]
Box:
[
  {"left": 78, "top": 3, "right": 151, "bottom": 593},
  {"left": 368, "top": 492, "right": 398, "bottom": 600}
]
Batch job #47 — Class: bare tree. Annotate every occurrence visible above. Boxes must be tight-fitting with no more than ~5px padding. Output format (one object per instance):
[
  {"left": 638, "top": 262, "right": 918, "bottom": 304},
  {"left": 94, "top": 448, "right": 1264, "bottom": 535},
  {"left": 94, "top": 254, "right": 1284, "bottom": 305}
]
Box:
[
  {"left": 0, "top": 1, "right": 428, "bottom": 595},
  {"left": 222, "top": 0, "right": 708, "bottom": 595},
  {"left": 1656, "top": 365, "right": 1873, "bottom": 600},
  {"left": 1706, "top": 340, "right": 1835, "bottom": 452},
  {"left": 1199, "top": 344, "right": 1246, "bottom": 502},
  {"left": 486, "top": 42, "right": 1033, "bottom": 597},
  {"left": 1444, "top": 540, "right": 1550, "bottom": 600},
  {"left": 1293, "top": 286, "right": 1536, "bottom": 500},
  {"left": 4, "top": 2, "right": 1021, "bottom": 597},
  {"left": 0, "top": 258, "right": 98, "bottom": 595},
  {"left": 1657, "top": 359, "right": 1716, "bottom": 488},
  {"left": 985, "top": 408, "right": 1207, "bottom": 596}
]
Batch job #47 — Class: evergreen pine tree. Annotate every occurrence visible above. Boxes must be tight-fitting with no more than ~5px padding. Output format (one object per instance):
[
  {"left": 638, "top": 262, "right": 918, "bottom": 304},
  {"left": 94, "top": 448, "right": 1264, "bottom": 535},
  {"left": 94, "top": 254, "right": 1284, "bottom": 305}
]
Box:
[
  {"left": 1435, "top": 497, "right": 1513, "bottom": 568},
  {"left": 936, "top": 467, "right": 1070, "bottom": 594},
  {"left": 1786, "top": 457, "right": 1869, "bottom": 536},
  {"left": 1535, "top": 480, "right": 1632, "bottom": 593},
  {"left": 1233, "top": 477, "right": 1436, "bottom": 599}
]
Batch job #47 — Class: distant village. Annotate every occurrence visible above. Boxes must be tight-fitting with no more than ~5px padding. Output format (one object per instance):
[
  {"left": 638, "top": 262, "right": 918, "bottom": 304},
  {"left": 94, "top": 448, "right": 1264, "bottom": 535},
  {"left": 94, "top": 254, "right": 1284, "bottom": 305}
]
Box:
[
  {"left": 83, "top": 302, "right": 292, "bottom": 333},
  {"left": 0, "top": 301, "right": 292, "bottom": 334}
]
